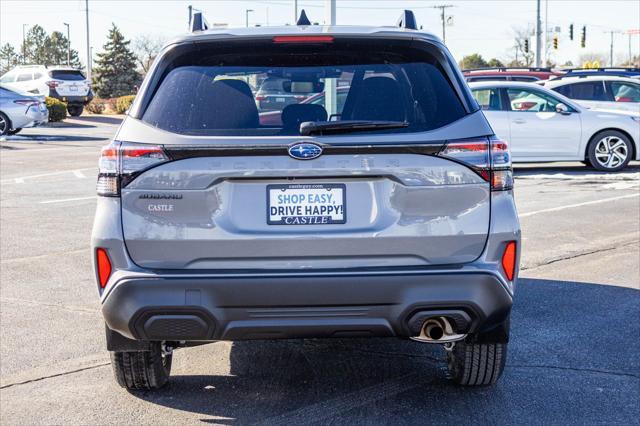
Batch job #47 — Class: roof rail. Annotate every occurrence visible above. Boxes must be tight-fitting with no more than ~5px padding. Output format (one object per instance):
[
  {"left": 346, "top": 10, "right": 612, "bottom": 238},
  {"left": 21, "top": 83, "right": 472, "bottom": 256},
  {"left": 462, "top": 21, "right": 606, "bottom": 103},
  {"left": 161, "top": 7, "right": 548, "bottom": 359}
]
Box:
[
  {"left": 297, "top": 9, "right": 311, "bottom": 26},
  {"left": 561, "top": 67, "right": 640, "bottom": 73},
  {"left": 190, "top": 11, "right": 209, "bottom": 32},
  {"left": 396, "top": 10, "right": 418, "bottom": 30}
]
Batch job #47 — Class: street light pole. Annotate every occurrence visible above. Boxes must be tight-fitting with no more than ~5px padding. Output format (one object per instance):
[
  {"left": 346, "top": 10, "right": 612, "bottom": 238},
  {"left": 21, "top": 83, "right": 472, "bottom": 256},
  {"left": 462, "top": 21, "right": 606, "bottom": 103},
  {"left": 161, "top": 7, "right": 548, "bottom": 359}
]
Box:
[
  {"left": 294, "top": 0, "right": 298, "bottom": 23},
  {"left": 63, "top": 23, "right": 70, "bottom": 66},
  {"left": 85, "top": 0, "right": 91, "bottom": 81},
  {"left": 245, "top": 9, "right": 254, "bottom": 27},
  {"left": 535, "top": 0, "right": 542, "bottom": 67},
  {"left": 22, "top": 24, "right": 28, "bottom": 64}
]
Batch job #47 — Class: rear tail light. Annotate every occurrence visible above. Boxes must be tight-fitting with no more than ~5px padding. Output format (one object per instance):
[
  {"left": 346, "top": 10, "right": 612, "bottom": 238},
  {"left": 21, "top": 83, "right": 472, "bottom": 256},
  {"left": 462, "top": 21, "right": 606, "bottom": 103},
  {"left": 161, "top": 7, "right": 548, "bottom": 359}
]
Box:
[
  {"left": 437, "top": 136, "right": 513, "bottom": 190},
  {"left": 45, "top": 80, "right": 61, "bottom": 89},
  {"left": 96, "top": 141, "right": 169, "bottom": 196},
  {"left": 255, "top": 95, "right": 266, "bottom": 101},
  {"left": 13, "top": 99, "right": 40, "bottom": 107},
  {"left": 501, "top": 241, "right": 517, "bottom": 281},
  {"left": 96, "top": 248, "right": 112, "bottom": 288}
]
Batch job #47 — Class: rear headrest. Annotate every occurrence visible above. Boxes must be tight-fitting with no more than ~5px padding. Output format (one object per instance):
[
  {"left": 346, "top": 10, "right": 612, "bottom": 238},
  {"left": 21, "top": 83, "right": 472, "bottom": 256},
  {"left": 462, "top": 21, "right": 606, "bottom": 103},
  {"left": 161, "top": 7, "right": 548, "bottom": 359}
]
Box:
[
  {"left": 281, "top": 104, "right": 328, "bottom": 133},
  {"left": 197, "top": 79, "right": 259, "bottom": 129},
  {"left": 343, "top": 77, "right": 406, "bottom": 122}
]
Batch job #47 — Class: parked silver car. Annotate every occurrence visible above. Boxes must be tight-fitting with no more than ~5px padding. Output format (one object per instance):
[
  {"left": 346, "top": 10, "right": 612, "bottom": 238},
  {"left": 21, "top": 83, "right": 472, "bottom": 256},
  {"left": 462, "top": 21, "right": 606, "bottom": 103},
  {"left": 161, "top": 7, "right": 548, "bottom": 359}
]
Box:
[
  {"left": 0, "top": 84, "right": 48, "bottom": 136},
  {"left": 92, "top": 12, "right": 520, "bottom": 391}
]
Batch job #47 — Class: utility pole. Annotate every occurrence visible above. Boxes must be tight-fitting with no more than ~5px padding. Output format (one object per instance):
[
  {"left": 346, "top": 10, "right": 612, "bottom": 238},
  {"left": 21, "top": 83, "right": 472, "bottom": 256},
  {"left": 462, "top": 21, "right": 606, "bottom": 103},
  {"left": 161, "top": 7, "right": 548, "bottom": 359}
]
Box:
[
  {"left": 324, "top": 0, "right": 337, "bottom": 116},
  {"left": 63, "top": 23, "right": 70, "bottom": 66},
  {"left": 294, "top": 0, "right": 298, "bottom": 23},
  {"left": 188, "top": 5, "right": 192, "bottom": 30},
  {"left": 245, "top": 9, "right": 253, "bottom": 27},
  {"left": 543, "top": 0, "right": 548, "bottom": 66},
  {"left": 22, "top": 24, "right": 28, "bottom": 64},
  {"left": 606, "top": 30, "right": 623, "bottom": 67},
  {"left": 85, "top": 0, "right": 91, "bottom": 81},
  {"left": 535, "top": 0, "right": 542, "bottom": 67},
  {"left": 431, "top": 5, "right": 454, "bottom": 43}
]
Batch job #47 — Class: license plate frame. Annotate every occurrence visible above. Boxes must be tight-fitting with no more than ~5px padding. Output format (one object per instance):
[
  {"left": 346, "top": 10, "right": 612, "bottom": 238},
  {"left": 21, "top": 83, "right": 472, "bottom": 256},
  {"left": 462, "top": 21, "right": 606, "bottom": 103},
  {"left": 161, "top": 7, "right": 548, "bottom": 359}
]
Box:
[{"left": 267, "top": 183, "right": 347, "bottom": 225}]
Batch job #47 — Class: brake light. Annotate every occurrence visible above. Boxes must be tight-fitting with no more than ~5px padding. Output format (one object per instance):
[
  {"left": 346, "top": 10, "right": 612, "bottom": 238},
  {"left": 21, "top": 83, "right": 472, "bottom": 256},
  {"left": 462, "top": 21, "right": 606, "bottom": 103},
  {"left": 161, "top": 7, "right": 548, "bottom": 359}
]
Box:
[
  {"left": 437, "top": 136, "right": 512, "bottom": 190},
  {"left": 273, "top": 35, "right": 334, "bottom": 43},
  {"left": 96, "top": 141, "right": 169, "bottom": 196},
  {"left": 255, "top": 95, "right": 266, "bottom": 101},
  {"left": 45, "top": 80, "right": 61, "bottom": 89},
  {"left": 13, "top": 99, "right": 40, "bottom": 107},
  {"left": 96, "top": 248, "right": 112, "bottom": 288},
  {"left": 501, "top": 241, "right": 517, "bottom": 281}
]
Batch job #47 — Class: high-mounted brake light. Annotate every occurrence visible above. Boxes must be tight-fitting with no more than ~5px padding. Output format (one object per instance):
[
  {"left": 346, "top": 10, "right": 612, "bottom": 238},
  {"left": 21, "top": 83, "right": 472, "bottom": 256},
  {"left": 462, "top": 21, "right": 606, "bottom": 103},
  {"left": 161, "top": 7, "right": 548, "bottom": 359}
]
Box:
[
  {"left": 96, "top": 248, "right": 112, "bottom": 288},
  {"left": 437, "top": 136, "right": 513, "bottom": 191},
  {"left": 272, "top": 35, "right": 334, "bottom": 43},
  {"left": 96, "top": 141, "right": 169, "bottom": 196},
  {"left": 501, "top": 241, "right": 517, "bottom": 281}
]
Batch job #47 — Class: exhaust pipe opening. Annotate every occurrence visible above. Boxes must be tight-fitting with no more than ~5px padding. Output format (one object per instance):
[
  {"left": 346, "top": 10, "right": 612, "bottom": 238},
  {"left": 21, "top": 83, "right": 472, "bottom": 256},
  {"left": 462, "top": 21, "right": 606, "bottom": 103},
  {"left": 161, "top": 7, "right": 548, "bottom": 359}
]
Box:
[{"left": 410, "top": 316, "right": 467, "bottom": 344}]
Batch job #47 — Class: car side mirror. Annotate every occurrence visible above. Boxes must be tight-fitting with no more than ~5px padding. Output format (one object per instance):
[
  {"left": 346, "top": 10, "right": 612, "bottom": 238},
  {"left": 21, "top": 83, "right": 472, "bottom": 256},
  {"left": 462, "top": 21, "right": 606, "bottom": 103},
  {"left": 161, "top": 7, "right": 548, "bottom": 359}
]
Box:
[{"left": 555, "top": 103, "right": 571, "bottom": 115}]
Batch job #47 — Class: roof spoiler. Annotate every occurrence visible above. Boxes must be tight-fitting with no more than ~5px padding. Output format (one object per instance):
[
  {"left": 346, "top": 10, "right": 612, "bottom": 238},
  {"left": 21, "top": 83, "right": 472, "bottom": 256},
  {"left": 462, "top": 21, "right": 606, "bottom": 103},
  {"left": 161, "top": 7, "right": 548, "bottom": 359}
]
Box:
[
  {"left": 190, "top": 11, "right": 209, "bottom": 32},
  {"left": 397, "top": 10, "right": 418, "bottom": 30}
]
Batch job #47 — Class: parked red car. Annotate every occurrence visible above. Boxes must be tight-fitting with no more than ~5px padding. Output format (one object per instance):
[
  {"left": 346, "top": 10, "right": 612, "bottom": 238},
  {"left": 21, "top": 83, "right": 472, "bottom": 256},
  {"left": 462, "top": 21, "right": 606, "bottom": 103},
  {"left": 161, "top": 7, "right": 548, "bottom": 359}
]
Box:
[{"left": 462, "top": 67, "right": 563, "bottom": 83}]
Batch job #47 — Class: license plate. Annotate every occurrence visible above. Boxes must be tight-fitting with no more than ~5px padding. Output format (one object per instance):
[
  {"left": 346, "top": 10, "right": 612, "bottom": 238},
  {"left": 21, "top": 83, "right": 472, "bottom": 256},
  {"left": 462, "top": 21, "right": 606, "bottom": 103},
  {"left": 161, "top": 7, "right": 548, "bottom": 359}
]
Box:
[
  {"left": 70, "top": 86, "right": 78, "bottom": 92},
  {"left": 276, "top": 97, "right": 286, "bottom": 103},
  {"left": 267, "top": 184, "right": 346, "bottom": 225}
]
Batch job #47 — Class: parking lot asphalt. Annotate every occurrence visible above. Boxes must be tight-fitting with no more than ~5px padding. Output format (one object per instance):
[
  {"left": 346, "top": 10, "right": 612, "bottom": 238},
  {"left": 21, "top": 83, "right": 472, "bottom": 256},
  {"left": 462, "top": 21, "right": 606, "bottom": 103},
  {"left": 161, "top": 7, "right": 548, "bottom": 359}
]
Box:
[{"left": 1, "top": 117, "right": 639, "bottom": 425}]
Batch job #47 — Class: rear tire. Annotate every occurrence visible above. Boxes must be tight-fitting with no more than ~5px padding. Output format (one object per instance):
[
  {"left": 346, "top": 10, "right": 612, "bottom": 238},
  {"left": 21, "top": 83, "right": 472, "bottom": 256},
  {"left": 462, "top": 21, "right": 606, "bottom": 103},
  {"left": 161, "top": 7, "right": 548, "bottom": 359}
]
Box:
[
  {"left": 67, "top": 105, "right": 83, "bottom": 117},
  {"left": 446, "top": 340, "right": 508, "bottom": 386},
  {"left": 0, "top": 112, "right": 10, "bottom": 136},
  {"left": 586, "top": 130, "right": 632, "bottom": 172},
  {"left": 8, "top": 128, "right": 22, "bottom": 135},
  {"left": 110, "top": 343, "right": 172, "bottom": 390}
]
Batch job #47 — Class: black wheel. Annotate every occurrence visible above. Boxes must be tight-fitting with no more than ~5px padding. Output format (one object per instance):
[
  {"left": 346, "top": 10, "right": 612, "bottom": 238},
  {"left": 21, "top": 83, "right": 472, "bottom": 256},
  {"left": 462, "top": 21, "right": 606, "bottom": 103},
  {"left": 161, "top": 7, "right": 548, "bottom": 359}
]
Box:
[
  {"left": 446, "top": 340, "right": 507, "bottom": 386},
  {"left": 0, "top": 112, "right": 10, "bottom": 136},
  {"left": 67, "top": 105, "right": 84, "bottom": 117},
  {"left": 110, "top": 343, "right": 172, "bottom": 390},
  {"left": 586, "top": 130, "right": 633, "bottom": 172},
  {"left": 8, "top": 128, "right": 22, "bottom": 135}
]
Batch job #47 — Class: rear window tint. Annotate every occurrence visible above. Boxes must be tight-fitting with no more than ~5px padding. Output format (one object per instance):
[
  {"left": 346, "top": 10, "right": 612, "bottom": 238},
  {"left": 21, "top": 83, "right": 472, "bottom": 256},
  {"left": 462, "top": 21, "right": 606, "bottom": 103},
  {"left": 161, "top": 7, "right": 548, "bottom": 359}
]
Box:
[
  {"left": 142, "top": 39, "right": 468, "bottom": 136},
  {"left": 49, "top": 70, "right": 85, "bottom": 81}
]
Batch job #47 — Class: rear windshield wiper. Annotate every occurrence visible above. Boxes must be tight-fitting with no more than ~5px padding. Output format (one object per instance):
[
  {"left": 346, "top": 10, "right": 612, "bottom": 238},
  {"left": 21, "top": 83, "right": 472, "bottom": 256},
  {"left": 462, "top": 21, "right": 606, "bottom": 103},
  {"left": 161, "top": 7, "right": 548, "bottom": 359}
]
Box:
[{"left": 300, "top": 120, "right": 409, "bottom": 136}]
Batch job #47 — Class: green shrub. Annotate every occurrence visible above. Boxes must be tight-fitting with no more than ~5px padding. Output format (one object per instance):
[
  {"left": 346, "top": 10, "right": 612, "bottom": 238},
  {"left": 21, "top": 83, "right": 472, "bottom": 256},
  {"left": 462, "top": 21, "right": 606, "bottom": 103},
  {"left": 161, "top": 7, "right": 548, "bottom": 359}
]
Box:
[
  {"left": 114, "top": 95, "right": 136, "bottom": 114},
  {"left": 45, "top": 97, "right": 67, "bottom": 122},
  {"left": 86, "top": 99, "right": 106, "bottom": 114}
]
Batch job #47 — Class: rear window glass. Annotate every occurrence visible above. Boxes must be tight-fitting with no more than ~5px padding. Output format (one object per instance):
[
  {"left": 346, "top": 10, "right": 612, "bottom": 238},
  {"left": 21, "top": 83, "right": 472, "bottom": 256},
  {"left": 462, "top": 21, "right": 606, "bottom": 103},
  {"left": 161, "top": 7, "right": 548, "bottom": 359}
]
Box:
[
  {"left": 49, "top": 70, "right": 85, "bottom": 81},
  {"left": 142, "top": 40, "right": 467, "bottom": 136}
]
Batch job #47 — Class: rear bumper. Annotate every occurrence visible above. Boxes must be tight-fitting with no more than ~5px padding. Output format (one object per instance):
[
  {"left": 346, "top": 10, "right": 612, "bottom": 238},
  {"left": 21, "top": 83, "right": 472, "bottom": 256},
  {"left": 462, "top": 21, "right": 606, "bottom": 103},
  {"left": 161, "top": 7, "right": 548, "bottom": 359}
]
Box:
[
  {"left": 102, "top": 270, "right": 513, "bottom": 342},
  {"left": 48, "top": 88, "right": 93, "bottom": 105}
]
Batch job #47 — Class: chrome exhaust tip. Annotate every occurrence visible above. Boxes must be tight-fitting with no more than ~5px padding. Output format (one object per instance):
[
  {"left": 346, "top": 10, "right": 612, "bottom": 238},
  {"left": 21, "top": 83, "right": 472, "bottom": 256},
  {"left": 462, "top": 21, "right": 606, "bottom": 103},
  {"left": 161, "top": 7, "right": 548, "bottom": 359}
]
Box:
[{"left": 410, "top": 316, "right": 467, "bottom": 344}]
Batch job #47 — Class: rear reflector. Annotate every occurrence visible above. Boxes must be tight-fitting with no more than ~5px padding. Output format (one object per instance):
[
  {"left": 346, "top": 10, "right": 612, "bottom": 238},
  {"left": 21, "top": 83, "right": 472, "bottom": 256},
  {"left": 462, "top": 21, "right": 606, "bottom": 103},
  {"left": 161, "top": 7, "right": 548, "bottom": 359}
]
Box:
[
  {"left": 501, "top": 241, "right": 517, "bottom": 281},
  {"left": 96, "top": 248, "right": 112, "bottom": 288},
  {"left": 273, "top": 35, "right": 334, "bottom": 43}
]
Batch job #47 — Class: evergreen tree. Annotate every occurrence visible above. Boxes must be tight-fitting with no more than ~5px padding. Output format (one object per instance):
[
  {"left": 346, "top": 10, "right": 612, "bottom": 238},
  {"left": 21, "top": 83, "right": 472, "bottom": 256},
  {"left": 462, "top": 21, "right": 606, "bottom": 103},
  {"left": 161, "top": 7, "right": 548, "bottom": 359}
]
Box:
[
  {"left": 0, "top": 43, "right": 20, "bottom": 75},
  {"left": 20, "top": 25, "right": 81, "bottom": 67},
  {"left": 92, "top": 24, "right": 140, "bottom": 98}
]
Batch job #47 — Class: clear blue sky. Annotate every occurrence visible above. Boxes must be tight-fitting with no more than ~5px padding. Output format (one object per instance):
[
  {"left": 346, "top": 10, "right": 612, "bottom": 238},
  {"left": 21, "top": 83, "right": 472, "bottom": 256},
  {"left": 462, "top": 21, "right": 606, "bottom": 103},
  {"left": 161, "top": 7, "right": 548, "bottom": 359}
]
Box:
[{"left": 1, "top": 0, "right": 639, "bottom": 67}]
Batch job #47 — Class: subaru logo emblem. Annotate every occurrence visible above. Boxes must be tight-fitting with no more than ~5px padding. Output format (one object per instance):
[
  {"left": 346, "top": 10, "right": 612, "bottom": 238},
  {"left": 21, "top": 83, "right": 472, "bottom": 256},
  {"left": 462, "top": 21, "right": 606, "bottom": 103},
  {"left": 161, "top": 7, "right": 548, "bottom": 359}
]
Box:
[{"left": 288, "top": 142, "right": 323, "bottom": 160}]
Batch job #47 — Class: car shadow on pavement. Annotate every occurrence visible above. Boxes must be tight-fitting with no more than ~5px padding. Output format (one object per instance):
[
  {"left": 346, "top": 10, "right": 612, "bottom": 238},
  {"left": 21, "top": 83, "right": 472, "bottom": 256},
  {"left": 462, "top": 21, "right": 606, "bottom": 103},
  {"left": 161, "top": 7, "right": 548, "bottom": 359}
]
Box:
[
  {"left": 73, "top": 115, "right": 124, "bottom": 125},
  {"left": 514, "top": 162, "right": 640, "bottom": 176},
  {"left": 134, "top": 279, "right": 639, "bottom": 424}
]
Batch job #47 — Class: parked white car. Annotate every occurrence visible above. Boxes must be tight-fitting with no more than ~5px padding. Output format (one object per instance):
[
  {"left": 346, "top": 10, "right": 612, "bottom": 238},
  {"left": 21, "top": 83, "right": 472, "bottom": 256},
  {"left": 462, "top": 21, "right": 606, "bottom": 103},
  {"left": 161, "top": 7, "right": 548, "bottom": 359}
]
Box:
[
  {"left": 0, "top": 84, "right": 48, "bottom": 135},
  {"left": 469, "top": 81, "right": 640, "bottom": 171},
  {"left": 0, "top": 65, "right": 93, "bottom": 116},
  {"left": 543, "top": 75, "right": 640, "bottom": 114}
]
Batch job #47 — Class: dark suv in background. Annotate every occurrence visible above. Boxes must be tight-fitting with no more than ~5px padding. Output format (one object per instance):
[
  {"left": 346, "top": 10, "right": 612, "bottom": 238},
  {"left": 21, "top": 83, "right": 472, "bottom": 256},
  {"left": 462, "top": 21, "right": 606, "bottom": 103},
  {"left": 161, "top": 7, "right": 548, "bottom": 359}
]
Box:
[{"left": 92, "top": 11, "right": 520, "bottom": 391}]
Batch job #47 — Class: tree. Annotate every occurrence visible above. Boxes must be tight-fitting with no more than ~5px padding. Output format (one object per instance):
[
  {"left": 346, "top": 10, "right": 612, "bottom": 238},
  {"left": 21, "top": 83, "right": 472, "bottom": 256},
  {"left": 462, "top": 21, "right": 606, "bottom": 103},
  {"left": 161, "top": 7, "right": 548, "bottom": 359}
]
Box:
[
  {"left": 487, "top": 58, "right": 505, "bottom": 68},
  {"left": 459, "top": 53, "right": 488, "bottom": 70},
  {"left": 510, "top": 26, "right": 535, "bottom": 67},
  {"left": 93, "top": 24, "right": 141, "bottom": 98},
  {"left": 20, "top": 25, "right": 81, "bottom": 67},
  {"left": 0, "top": 43, "right": 20, "bottom": 75},
  {"left": 133, "top": 35, "right": 165, "bottom": 74}
]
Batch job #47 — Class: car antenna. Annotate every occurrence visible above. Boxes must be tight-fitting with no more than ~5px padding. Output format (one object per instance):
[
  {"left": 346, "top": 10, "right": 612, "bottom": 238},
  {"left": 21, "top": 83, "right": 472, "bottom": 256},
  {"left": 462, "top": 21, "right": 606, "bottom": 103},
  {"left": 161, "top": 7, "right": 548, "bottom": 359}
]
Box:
[
  {"left": 396, "top": 10, "right": 418, "bottom": 30},
  {"left": 190, "top": 11, "right": 209, "bottom": 32},
  {"left": 297, "top": 9, "right": 311, "bottom": 26}
]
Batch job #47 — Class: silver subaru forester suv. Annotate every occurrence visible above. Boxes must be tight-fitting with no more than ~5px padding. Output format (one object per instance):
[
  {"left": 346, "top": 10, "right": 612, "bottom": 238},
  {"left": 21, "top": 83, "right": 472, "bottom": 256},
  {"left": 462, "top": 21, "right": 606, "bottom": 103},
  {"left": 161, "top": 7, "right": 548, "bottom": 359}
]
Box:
[{"left": 92, "top": 12, "right": 520, "bottom": 390}]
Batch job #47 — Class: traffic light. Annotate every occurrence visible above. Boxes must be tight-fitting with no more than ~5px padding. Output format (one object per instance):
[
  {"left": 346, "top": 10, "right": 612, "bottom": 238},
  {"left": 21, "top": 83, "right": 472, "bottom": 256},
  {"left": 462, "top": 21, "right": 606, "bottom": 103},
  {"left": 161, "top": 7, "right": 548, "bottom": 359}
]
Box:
[
  {"left": 581, "top": 26, "right": 586, "bottom": 48},
  {"left": 524, "top": 39, "right": 529, "bottom": 53},
  {"left": 569, "top": 24, "right": 574, "bottom": 40},
  {"left": 553, "top": 35, "right": 559, "bottom": 50}
]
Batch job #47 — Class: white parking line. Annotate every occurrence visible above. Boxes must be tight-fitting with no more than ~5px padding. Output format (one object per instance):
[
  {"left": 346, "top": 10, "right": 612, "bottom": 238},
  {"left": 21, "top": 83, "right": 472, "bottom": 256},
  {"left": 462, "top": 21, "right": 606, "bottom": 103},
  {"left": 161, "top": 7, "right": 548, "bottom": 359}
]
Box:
[
  {"left": 520, "top": 193, "right": 640, "bottom": 218},
  {"left": 39, "top": 196, "right": 96, "bottom": 204},
  {"left": 1, "top": 167, "right": 95, "bottom": 184}
]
